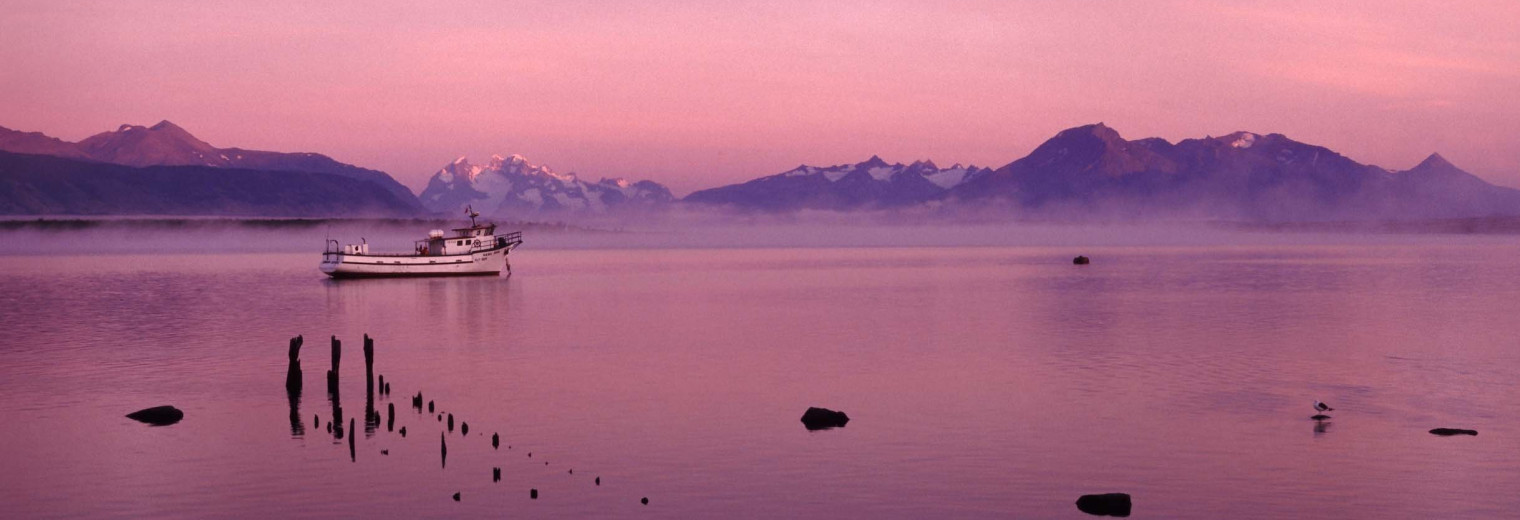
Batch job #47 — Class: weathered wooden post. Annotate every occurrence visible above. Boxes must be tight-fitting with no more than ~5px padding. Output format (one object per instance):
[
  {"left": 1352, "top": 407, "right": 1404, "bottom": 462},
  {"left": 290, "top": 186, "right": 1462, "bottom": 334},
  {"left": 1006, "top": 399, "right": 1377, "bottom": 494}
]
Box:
[
  {"left": 285, "top": 335, "right": 303, "bottom": 392},
  {"left": 363, "top": 334, "right": 375, "bottom": 393},
  {"left": 326, "top": 336, "right": 341, "bottom": 394}
]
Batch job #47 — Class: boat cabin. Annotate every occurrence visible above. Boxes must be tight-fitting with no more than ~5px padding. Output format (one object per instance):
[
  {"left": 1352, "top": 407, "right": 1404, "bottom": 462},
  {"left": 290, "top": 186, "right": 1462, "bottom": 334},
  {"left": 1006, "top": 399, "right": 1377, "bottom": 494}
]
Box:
[{"left": 416, "top": 224, "right": 499, "bottom": 256}]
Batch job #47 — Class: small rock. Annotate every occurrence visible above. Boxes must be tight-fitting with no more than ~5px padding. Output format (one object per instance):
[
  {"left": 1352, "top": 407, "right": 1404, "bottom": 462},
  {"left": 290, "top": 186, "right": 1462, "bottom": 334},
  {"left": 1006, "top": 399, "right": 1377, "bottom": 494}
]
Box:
[
  {"left": 641, "top": 497, "right": 649, "bottom": 505},
  {"left": 530, "top": 489, "right": 538, "bottom": 499},
  {"left": 1073, "top": 255, "right": 1091, "bottom": 265},
  {"left": 448, "top": 414, "right": 454, "bottom": 432},
  {"left": 492, "top": 433, "right": 500, "bottom": 449},
  {"left": 1429, "top": 428, "right": 1478, "bottom": 436},
  {"left": 493, "top": 467, "right": 501, "bottom": 482},
  {"left": 596, "top": 477, "right": 601, "bottom": 486},
  {"left": 1310, "top": 414, "right": 1332, "bottom": 421},
  {"left": 452, "top": 492, "right": 460, "bottom": 502},
  {"left": 400, "top": 426, "right": 407, "bottom": 437},
  {"left": 1076, "top": 493, "right": 1131, "bottom": 517},
  {"left": 381, "top": 450, "right": 389, "bottom": 455},
  {"left": 428, "top": 400, "right": 434, "bottom": 413},
  {"left": 126, "top": 406, "right": 184, "bottom": 426},
  {"left": 461, "top": 422, "right": 468, "bottom": 436},
  {"left": 800, "top": 407, "right": 850, "bottom": 430}
]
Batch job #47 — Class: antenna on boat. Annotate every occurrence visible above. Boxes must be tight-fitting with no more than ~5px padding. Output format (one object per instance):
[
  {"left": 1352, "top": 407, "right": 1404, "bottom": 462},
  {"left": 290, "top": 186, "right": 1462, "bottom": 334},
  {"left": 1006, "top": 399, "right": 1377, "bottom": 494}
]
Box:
[{"left": 465, "top": 205, "right": 480, "bottom": 227}]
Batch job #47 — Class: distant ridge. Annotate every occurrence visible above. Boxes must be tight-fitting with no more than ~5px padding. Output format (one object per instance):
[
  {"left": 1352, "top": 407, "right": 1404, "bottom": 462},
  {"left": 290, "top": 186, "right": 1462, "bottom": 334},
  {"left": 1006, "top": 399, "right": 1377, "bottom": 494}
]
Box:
[
  {"left": 0, "top": 121, "right": 421, "bottom": 212},
  {"left": 0, "top": 150, "right": 419, "bottom": 217},
  {"left": 683, "top": 156, "right": 989, "bottom": 211}
]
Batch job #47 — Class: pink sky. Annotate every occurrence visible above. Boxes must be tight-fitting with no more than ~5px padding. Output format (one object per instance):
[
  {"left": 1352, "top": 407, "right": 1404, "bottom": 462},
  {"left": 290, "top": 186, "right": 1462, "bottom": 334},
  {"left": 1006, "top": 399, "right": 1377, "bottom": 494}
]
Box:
[{"left": 2, "top": 0, "right": 1517, "bottom": 195}]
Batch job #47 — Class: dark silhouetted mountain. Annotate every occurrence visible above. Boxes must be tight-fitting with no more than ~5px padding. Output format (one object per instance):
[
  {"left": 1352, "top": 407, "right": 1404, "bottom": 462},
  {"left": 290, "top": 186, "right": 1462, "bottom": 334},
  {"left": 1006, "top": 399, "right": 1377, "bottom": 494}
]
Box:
[
  {"left": 418, "top": 154, "right": 674, "bottom": 217},
  {"left": 0, "top": 121, "right": 421, "bottom": 211},
  {"left": 947, "top": 123, "right": 1520, "bottom": 221},
  {"left": 683, "top": 156, "right": 990, "bottom": 211},
  {"left": 0, "top": 150, "right": 420, "bottom": 217},
  {"left": 0, "top": 125, "right": 91, "bottom": 160}
]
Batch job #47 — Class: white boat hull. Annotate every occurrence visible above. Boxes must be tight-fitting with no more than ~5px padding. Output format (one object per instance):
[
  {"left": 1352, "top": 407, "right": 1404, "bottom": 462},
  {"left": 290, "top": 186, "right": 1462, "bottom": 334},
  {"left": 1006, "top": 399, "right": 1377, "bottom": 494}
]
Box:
[{"left": 320, "top": 248, "right": 510, "bottom": 278}]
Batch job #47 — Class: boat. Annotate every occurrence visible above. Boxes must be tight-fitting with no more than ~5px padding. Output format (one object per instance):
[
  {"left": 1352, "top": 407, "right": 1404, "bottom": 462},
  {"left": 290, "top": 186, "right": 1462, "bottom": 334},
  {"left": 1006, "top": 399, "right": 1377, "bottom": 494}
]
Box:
[{"left": 320, "top": 207, "right": 523, "bottom": 278}]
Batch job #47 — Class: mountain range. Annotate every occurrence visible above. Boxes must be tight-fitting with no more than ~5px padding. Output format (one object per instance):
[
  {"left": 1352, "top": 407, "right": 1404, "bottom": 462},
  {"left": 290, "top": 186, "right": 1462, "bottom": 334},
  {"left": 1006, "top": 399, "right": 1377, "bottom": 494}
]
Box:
[
  {"left": 418, "top": 154, "right": 674, "bottom": 216},
  {"left": 684, "top": 156, "right": 989, "bottom": 211},
  {"left": 1, "top": 121, "right": 421, "bottom": 211},
  {"left": 685, "top": 123, "right": 1520, "bottom": 221},
  {"left": 1, "top": 120, "right": 1515, "bottom": 222}
]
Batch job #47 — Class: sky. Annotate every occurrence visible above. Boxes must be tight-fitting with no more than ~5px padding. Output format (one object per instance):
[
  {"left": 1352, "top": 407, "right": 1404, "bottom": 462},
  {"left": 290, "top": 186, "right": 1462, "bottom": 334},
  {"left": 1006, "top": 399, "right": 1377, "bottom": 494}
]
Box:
[{"left": 1, "top": 0, "right": 1517, "bottom": 195}]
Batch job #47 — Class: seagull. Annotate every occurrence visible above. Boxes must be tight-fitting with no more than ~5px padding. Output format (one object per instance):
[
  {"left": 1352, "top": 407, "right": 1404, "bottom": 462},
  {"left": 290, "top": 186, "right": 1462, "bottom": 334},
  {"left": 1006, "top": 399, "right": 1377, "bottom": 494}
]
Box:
[{"left": 1314, "top": 401, "right": 1334, "bottom": 413}]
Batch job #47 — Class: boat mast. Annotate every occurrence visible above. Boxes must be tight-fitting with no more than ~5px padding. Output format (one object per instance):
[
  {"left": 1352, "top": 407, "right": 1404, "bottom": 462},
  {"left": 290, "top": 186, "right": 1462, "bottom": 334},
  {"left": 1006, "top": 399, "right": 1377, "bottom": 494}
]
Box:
[{"left": 465, "top": 205, "right": 480, "bottom": 228}]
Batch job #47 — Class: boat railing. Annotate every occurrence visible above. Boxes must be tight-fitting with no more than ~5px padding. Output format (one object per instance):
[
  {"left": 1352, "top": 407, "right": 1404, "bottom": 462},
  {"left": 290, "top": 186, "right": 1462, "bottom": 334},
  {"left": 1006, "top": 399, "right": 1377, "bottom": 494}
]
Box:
[{"left": 469, "top": 231, "right": 523, "bottom": 253}]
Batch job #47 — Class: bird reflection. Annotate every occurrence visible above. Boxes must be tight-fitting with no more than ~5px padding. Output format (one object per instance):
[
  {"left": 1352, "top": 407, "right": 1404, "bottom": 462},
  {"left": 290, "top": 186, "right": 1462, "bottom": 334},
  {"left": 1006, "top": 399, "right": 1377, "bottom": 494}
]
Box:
[{"left": 1313, "top": 418, "right": 1331, "bottom": 436}]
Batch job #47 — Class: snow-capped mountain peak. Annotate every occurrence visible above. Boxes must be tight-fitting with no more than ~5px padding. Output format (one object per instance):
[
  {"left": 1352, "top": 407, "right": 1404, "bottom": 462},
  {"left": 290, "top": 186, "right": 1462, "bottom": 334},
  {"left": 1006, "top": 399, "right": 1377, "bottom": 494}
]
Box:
[{"left": 419, "top": 153, "right": 674, "bottom": 217}]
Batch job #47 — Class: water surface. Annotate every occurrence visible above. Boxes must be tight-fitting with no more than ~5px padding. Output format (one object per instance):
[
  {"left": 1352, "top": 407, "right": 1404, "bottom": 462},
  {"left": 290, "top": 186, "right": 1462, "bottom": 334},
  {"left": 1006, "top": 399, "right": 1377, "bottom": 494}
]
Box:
[{"left": 1, "top": 239, "right": 1518, "bottom": 518}]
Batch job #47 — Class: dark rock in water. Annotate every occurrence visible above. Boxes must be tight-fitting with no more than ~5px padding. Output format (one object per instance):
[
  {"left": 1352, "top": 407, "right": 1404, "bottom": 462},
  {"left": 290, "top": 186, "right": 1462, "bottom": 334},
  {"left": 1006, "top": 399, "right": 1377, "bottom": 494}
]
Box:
[
  {"left": 126, "top": 406, "right": 184, "bottom": 426},
  {"left": 437, "top": 414, "right": 442, "bottom": 422},
  {"left": 428, "top": 400, "right": 434, "bottom": 413},
  {"left": 412, "top": 393, "right": 422, "bottom": 409},
  {"left": 800, "top": 407, "right": 849, "bottom": 430},
  {"left": 387, "top": 403, "right": 395, "bottom": 431},
  {"left": 1311, "top": 414, "right": 1332, "bottom": 421},
  {"left": 448, "top": 414, "right": 454, "bottom": 432},
  {"left": 568, "top": 469, "right": 573, "bottom": 474},
  {"left": 1073, "top": 255, "right": 1091, "bottom": 265},
  {"left": 452, "top": 492, "right": 460, "bottom": 502},
  {"left": 530, "top": 489, "right": 538, "bottom": 499},
  {"left": 378, "top": 374, "right": 384, "bottom": 390},
  {"left": 641, "top": 497, "right": 649, "bottom": 505},
  {"left": 595, "top": 477, "right": 600, "bottom": 486},
  {"left": 381, "top": 449, "right": 389, "bottom": 455},
  {"left": 493, "top": 467, "right": 501, "bottom": 482},
  {"left": 461, "top": 422, "right": 468, "bottom": 436},
  {"left": 1430, "top": 428, "right": 1478, "bottom": 436},
  {"left": 399, "top": 426, "right": 407, "bottom": 437},
  {"left": 492, "top": 433, "right": 499, "bottom": 449},
  {"left": 383, "top": 382, "right": 390, "bottom": 395},
  {"left": 313, "top": 414, "right": 319, "bottom": 428},
  {"left": 1076, "top": 493, "right": 1131, "bottom": 517}
]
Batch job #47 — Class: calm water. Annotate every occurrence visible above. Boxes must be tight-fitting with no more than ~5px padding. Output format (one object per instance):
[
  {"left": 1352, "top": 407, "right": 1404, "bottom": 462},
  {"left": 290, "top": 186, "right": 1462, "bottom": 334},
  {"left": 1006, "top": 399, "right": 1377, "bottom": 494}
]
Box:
[{"left": 2, "top": 237, "right": 1519, "bottom": 518}]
